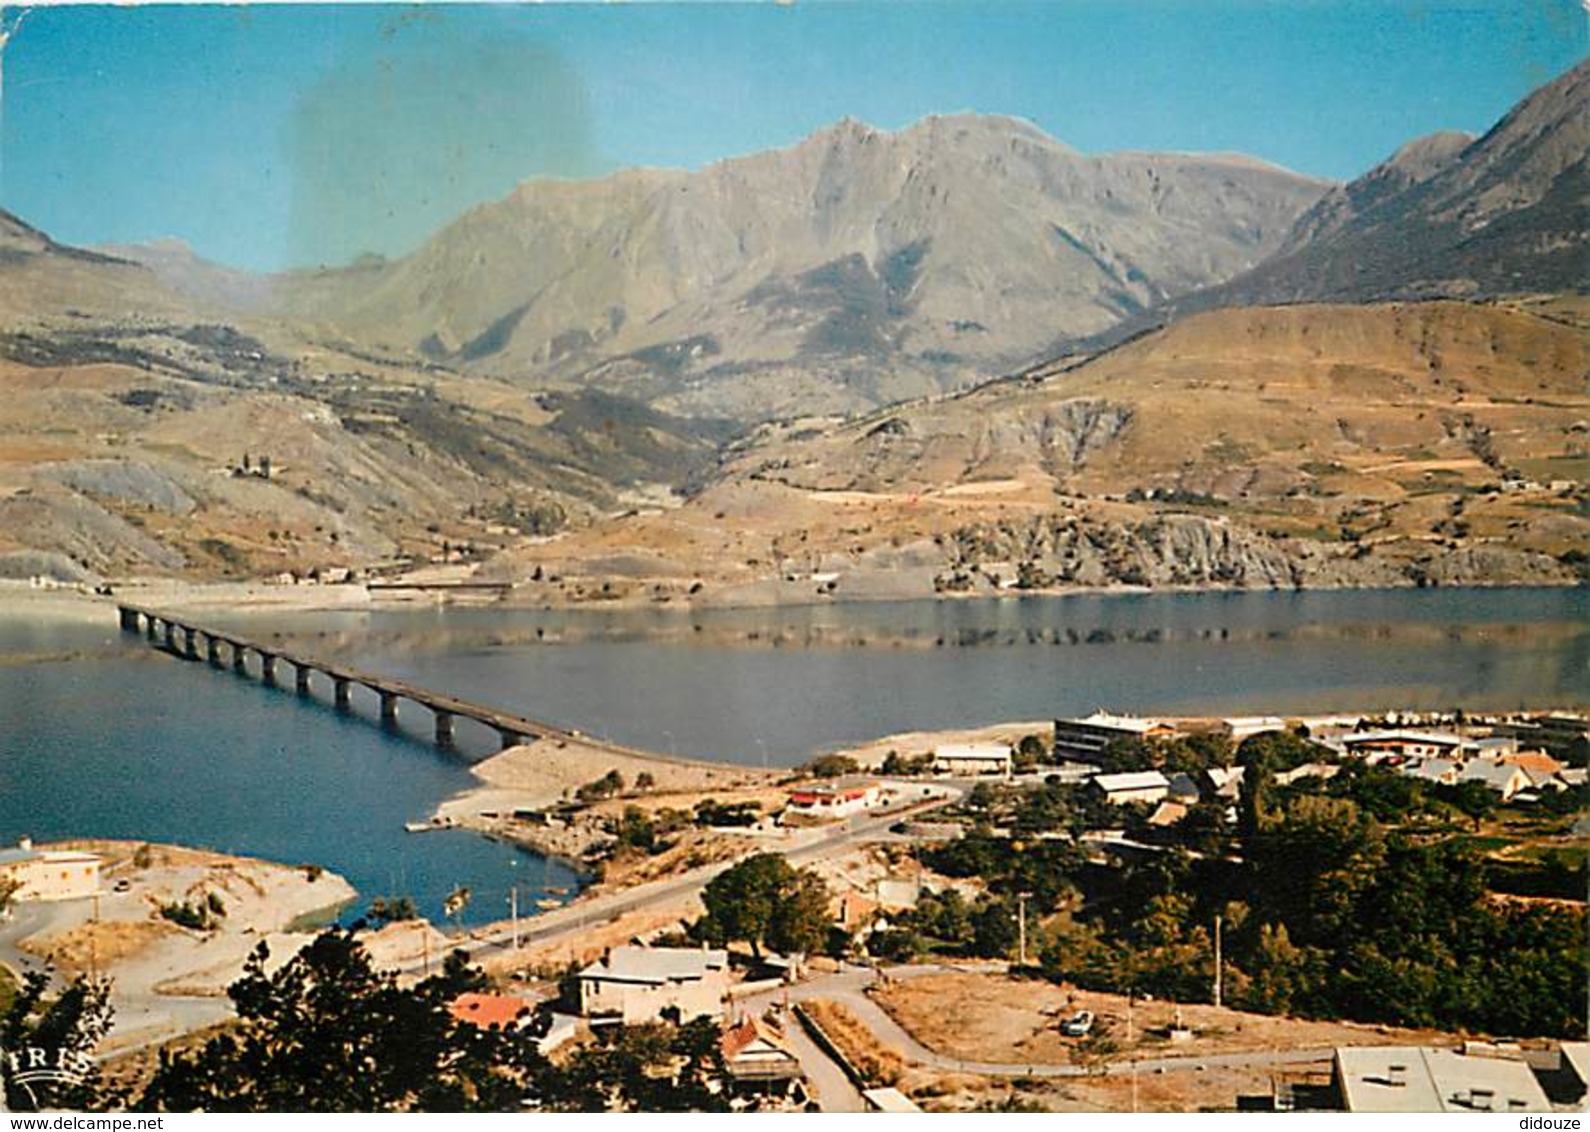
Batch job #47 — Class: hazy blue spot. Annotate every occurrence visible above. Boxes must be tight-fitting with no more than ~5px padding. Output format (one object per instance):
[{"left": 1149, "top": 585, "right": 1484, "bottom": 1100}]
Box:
[{"left": 284, "top": 15, "right": 606, "bottom": 268}]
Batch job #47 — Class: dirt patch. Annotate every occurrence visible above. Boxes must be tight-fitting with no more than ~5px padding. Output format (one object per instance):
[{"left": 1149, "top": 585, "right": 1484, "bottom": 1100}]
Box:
[
  {"left": 802, "top": 998, "right": 905, "bottom": 1087},
  {"left": 874, "top": 972, "right": 1465, "bottom": 1068},
  {"left": 20, "top": 919, "right": 176, "bottom": 975}
]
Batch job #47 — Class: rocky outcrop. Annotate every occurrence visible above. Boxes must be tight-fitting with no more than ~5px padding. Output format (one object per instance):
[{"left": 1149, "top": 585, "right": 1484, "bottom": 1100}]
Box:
[{"left": 934, "top": 512, "right": 1576, "bottom": 593}]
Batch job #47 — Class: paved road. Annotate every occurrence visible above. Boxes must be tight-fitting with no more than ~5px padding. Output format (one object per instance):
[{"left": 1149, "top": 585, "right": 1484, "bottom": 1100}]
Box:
[{"left": 431, "top": 791, "right": 958, "bottom": 974}]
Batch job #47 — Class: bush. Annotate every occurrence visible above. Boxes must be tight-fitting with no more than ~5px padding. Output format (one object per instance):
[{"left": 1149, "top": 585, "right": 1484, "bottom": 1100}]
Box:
[{"left": 801, "top": 754, "right": 859, "bottom": 779}]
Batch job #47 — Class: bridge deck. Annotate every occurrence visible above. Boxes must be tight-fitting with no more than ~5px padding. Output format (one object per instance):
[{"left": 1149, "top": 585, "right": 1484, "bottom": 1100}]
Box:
[{"left": 118, "top": 603, "right": 612, "bottom": 748}]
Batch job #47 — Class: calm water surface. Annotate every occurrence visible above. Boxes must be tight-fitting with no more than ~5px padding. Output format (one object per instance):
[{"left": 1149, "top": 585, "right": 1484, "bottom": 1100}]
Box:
[{"left": 2, "top": 587, "right": 1585, "bottom": 921}]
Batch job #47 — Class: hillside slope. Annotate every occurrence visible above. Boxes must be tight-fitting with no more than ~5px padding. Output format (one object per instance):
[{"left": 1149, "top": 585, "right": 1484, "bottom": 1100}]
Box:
[{"left": 484, "top": 301, "right": 1588, "bottom": 605}]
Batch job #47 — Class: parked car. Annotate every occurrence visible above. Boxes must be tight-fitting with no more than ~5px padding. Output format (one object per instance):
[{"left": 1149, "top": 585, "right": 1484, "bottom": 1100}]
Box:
[{"left": 1059, "top": 1009, "right": 1095, "bottom": 1037}]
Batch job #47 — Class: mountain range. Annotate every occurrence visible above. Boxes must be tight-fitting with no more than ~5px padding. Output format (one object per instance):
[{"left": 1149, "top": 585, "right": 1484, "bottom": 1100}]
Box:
[{"left": 0, "top": 58, "right": 1583, "bottom": 590}]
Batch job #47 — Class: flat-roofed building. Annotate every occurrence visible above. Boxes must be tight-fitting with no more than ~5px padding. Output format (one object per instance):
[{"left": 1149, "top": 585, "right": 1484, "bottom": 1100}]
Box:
[
  {"left": 579, "top": 945, "right": 731, "bottom": 1027},
  {"left": 1340, "top": 731, "right": 1468, "bottom": 762},
  {"left": 932, "top": 743, "right": 1012, "bottom": 776},
  {"left": 0, "top": 838, "right": 101, "bottom": 903},
  {"left": 1333, "top": 1047, "right": 1551, "bottom": 1113},
  {"left": 1053, "top": 712, "right": 1176, "bottom": 762},
  {"left": 1090, "top": 770, "right": 1171, "bottom": 806}
]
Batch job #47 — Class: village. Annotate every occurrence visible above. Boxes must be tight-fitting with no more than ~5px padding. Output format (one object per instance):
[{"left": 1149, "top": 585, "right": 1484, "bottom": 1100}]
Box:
[{"left": 3, "top": 706, "right": 1585, "bottom": 1113}]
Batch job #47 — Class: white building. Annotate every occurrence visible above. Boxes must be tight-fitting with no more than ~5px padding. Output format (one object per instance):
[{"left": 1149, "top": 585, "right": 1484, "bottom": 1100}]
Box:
[
  {"left": 1090, "top": 770, "right": 1171, "bottom": 806},
  {"left": 1333, "top": 1047, "right": 1551, "bottom": 1113},
  {"left": 1456, "top": 760, "right": 1532, "bottom": 801},
  {"left": 932, "top": 743, "right": 1013, "bottom": 775},
  {"left": 785, "top": 783, "right": 881, "bottom": 818},
  {"left": 0, "top": 839, "right": 101, "bottom": 903},
  {"left": 579, "top": 945, "right": 731, "bottom": 1027}
]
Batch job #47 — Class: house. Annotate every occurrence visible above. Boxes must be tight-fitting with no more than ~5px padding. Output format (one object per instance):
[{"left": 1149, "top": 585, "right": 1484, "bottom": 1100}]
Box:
[
  {"left": 1090, "top": 770, "right": 1170, "bottom": 806},
  {"left": 1201, "top": 765, "right": 1247, "bottom": 800},
  {"left": 720, "top": 1017, "right": 803, "bottom": 1090},
  {"left": 0, "top": 838, "right": 101, "bottom": 903},
  {"left": 448, "top": 992, "right": 580, "bottom": 1055},
  {"left": 1053, "top": 712, "right": 1176, "bottom": 762},
  {"left": 578, "top": 945, "right": 732, "bottom": 1027},
  {"left": 449, "top": 992, "right": 536, "bottom": 1032},
  {"left": 1332, "top": 1047, "right": 1551, "bottom": 1112},
  {"left": 1146, "top": 800, "right": 1189, "bottom": 828},
  {"left": 1401, "top": 758, "right": 1461, "bottom": 786},
  {"left": 1166, "top": 772, "right": 1202, "bottom": 802},
  {"left": 932, "top": 743, "right": 1013, "bottom": 775},
  {"left": 1500, "top": 750, "right": 1565, "bottom": 789},
  {"left": 785, "top": 782, "right": 881, "bottom": 819},
  {"left": 1456, "top": 760, "right": 1532, "bottom": 801}
]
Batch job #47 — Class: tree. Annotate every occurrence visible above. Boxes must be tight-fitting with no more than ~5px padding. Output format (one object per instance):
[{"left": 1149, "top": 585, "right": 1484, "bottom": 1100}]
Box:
[
  {"left": 698, "top": 854, "right": 830, "bottom": 958},
  {"left": 545, "top": 1019, "right": 729, "bottom": 1112},
  {"left": 801, "top": 754, "right": 859, "bottom": 779},
  {"left": 768, "top": 870, "right": 833, "bottom": 956},
  {"left": 138, "top": 930, "right": 551, "bottom": 1112},
  {"left": 969, "top": 895, "right": 1019, "bottom": 959},
  {"left": 364, "top": 895, "right": 418, "bottom": 926}
]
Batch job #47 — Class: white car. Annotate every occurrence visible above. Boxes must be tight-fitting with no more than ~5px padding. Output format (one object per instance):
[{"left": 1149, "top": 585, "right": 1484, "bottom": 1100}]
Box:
[{"left": 1059, "top": 1009, "right": 1095, "bottom": 1037}]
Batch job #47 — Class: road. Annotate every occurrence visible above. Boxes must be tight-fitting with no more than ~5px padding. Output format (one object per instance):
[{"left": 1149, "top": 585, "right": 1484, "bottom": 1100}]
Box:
[{"left": 429, "top": 788, "right": 959, "bottom": 974}]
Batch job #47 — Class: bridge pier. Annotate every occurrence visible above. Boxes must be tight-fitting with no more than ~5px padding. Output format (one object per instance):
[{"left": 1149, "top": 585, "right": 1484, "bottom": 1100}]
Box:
[
  {"left": 294, "top": 664, "right": 312, "bottom": 696},
  {"left": 119, "top": 607, "right": 139, "bottom": 633},
  {"left": 183, "top": 627, "right": 199, "bottom": 660},
  {"left": 333, "top": 678, "right": 351, "bottom": 711},
  {"left": 163, "top": 621, "right": 177, "bottom": 651},
  {"left": 434, "top": 710, "right": 455, "bottom": 748},
  {"left": 145, "top": 616, "right": 158, "bottom": 642},
  {"left": 260, "top": 654, "right": 277, "bottom": 688},
  {"left": 206, "top": 635, "right": 222, "bottom": 667},
  {"left": 379, "top": 691, "right": 399, "bottom": 726},
  {"left": 498, "top": 729, "right": 527, "bottom": 750},
  {"left": 232, "top": 642, "right": 248, "bottom": 674}
]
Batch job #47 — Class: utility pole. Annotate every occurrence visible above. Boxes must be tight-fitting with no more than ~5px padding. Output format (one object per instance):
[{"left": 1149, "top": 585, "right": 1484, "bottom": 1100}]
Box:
[
  {"left": 510, "top": 885, "right": 520, "bottom": 951},
  {"left": 1017, "top": 891, "right": 1032, "bottom": 967},
  {"left": 1213, "top": 913, "right": 1223, "bottom": 1009}
]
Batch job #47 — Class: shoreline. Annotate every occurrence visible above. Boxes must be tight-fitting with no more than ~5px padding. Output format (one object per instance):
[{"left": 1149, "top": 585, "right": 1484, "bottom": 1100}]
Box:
[{"left": 3, "top": 572, "right": 1584, "bottom": 627}]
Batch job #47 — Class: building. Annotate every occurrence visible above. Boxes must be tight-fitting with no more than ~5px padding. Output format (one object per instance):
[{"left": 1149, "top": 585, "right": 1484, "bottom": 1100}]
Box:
[
  {"left": 449, "top": 992, "right": 537, "bottom": 1032},
  {"left": 1456, "top": 760, "right": 1531, "bottom": 801},
  {"left": 0, "top": 838, "right": 101, "bottom": 903},
  {"left": 1201, "top": 765, "right": 1247, "bottom": 800},
  {"left": 1053, "top": 712, "right": 1175, "bottom": 762},
  {"left": 785, "top": 782, "right": 882, "bottom": 819},
  {"left": 863, "top": 1087, "right": 923, "bottom": 1113},
  {"left": 1500, "top": 750, "right": 1566, "bottom": 789},
  {"left": 932, "top": 743, "right": 1013, "bottom": 775},
  {"left": 1340, "top": 731, "right": 1468, "bottom": 762},
  {"left": 578, "top": 945, "right": 731, "bottom": 1027},
  {"left": 720, "top": 1017, "right": 803, "bottom": 1091},
  {"left": 1090, "top": 770, "right": 1171, "bottom": 806},
  {"left": 1221, "top": 716, "right": 1290, "bottom": 742},
  {"left": 1332, "top": 1047, "right": 1551, "bottom": 1113},
  {"left": 1401, "top": 758, "right": 1461, "bottom": 786}
]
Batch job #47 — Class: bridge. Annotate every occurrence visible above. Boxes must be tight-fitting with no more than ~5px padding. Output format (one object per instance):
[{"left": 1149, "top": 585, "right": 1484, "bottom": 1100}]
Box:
[{"left": 117, "top": 602, "right": 581, "bottom": 752}]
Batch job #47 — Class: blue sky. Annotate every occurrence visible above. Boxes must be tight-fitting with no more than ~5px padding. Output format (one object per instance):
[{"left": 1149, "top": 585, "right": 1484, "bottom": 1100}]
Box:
[{"left": 3, "top": 1, "right": 1584, "bottom": 271}]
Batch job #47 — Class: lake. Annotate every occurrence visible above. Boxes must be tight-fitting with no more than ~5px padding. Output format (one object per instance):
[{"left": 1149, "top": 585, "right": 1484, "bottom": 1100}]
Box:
[{"left": 2, "top": 586, "right": 1585, "bottom": 923}]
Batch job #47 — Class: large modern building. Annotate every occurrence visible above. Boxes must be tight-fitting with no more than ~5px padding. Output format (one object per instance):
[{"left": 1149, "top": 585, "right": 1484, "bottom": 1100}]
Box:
[
  {"left": 579, "top": 946, "right": 732, "bottom": 1027},
  {"left": 0, "top": 838, "right": 101, "bottom": 903},
  {"left": 1053, "top": 712, "right": 1175, "bottom": 762}
]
